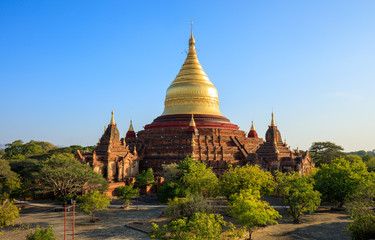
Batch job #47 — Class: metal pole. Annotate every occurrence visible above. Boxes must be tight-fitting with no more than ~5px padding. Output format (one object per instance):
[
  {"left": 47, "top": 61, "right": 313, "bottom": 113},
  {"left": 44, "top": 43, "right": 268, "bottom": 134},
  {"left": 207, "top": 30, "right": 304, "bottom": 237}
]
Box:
[
  {"left": 73, "top": 201, "right": 76, "bottom": 240},
  {"left": 64, "top": 203, "right": 66, "bottom": 240}
]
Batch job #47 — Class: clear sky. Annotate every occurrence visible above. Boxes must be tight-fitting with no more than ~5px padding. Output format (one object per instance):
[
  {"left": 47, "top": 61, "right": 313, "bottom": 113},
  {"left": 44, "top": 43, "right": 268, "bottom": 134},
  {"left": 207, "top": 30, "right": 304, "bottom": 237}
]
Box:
[{"left": 1, "top": 0, "right": 374, "bottom": 152}]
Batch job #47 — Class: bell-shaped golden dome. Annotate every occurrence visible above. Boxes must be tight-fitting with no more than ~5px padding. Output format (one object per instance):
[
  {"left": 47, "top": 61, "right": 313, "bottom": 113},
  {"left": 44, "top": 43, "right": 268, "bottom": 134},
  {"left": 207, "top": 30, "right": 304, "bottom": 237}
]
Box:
[{"left": 161, "top": 29, "right": 222, "bottom": 116}]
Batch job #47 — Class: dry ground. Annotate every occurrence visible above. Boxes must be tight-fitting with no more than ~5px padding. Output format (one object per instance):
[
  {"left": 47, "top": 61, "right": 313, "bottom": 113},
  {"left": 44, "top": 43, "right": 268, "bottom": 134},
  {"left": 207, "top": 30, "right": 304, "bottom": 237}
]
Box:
[{"left": 1, "top": 200, "right": 351, "bottom": 240}]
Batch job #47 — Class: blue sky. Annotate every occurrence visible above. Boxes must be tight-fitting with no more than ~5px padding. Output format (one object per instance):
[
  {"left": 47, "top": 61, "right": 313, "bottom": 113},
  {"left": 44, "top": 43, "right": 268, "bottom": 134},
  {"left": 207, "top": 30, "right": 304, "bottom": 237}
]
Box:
[{"left": 1, "top": 0, "right": 374, "bottom": 151}]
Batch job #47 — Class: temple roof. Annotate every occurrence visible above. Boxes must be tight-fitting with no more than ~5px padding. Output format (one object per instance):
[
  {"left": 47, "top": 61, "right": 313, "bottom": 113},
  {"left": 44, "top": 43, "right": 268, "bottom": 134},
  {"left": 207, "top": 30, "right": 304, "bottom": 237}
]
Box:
[
  {"left": 126, "top": 120, "right": 136, "bottom": 138},
  {"left": 161, "top": 26, "right": 222, "bottom": 116},
  {"left": 248, "top": 121, "right": 258, "bottom": 138},
  {"left": 265, "top": 112, "right": 282, "bottom": 142},
  {"left": 100, "top": 110, "right": 120, "bottom": 144}
]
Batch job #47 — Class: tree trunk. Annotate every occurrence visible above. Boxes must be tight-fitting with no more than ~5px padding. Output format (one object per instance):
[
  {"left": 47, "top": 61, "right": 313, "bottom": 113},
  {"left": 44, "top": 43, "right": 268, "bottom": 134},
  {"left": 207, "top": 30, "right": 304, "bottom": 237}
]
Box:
[
  {"left": 91, "top": 212, "right": 95, "bottom": 222},
  {"left": 246, "top": 228, "right": 253, "bottom": 240}
]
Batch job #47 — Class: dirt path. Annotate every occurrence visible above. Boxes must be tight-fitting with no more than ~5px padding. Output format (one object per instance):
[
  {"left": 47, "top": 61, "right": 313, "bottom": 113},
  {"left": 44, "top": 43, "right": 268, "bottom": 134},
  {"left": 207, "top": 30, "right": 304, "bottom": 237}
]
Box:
[
  {"left": 1, "top": 204, "right": 163, "bottom": 240},
  {"left": 252, "top": 208, "right": 351, "bottom": 240},
  {"left": 1, "top": 203, "right": 351, "bottom": 240}
]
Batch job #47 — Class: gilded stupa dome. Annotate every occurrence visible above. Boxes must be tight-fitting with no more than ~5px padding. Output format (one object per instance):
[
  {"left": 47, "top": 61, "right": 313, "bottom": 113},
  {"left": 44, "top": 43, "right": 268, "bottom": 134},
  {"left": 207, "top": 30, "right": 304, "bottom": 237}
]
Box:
[{"left": 161, "top": 29, "right": 222, "bottom": 116}]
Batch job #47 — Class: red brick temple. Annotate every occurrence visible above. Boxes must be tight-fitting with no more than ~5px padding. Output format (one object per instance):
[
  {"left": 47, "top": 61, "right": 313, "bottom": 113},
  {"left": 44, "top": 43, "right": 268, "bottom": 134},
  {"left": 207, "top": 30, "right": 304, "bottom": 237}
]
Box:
[{"left": 76, "top": 28, "right": 314, "bottom": 181}]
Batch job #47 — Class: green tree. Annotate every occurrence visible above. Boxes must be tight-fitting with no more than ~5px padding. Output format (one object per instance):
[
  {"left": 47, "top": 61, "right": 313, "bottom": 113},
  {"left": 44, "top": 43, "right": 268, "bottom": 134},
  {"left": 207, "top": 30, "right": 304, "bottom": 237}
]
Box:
[
  {"left": 365, "top": 156, "right": 375, "bottom": 172},
  {"left": 26, "top": 226, "right": 56, "bottom": 240},
  {"left": 77, "top": 190, "right": 111, "bottom": 222},
  {"left": 179, "top": 157, "right": 219, "bottom": 197},
  {"left": 275, "top": 171, "right": 321, "bottom": 223},
  {"left": 114, "top": 184, "right": 139, "bottom": 208},
  {"left": 346, "top": 173, "right": 375, "bottom": 240},
  {"left": 157, "top": 156, "right": 219, "bottom": 202},
  {"left": 9, "top": 159, "right": 41, "bottom": 199},
  {"left": 3, "top": 140, "right": 25, "bottom": 159},
  {"left": 0, "top": 159, "right": 21, "bottom": 226},
  {"left": 136, "top": 168, "right": 156, "bottom": 189},
  {"left": 39, "top": 157, "right": 108, "bottom": 197},
  {"left": 309, "top": 141, "right": 346, "bottom": 166},
  {"left": 220, "top": 164, "right": 275, "bottom": 199},
  {"left": 150, "top": 212, "right": 244, "bottom": 240},
  {"left": 165, "top": 194, "right": 212, "bottom": 220},
  {"left": 314, "top": 157, "right": 368, "bottom": 208},
  {"left": 228, "top": 189, "right": 281, "bottom": 240}
]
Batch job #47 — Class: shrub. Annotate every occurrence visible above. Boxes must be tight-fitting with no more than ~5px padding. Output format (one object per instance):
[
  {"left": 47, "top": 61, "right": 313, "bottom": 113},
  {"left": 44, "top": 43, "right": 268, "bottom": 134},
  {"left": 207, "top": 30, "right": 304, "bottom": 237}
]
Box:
[
  {"left": 166, "top": 194, "right": 212, "bottom": 220},
  {"left": 0, "top": 199, "right": 19, "bottom": 227},
  {"left": 150, "top": 212, "right": 244, "bottom": 240},
  {"left": 136, "top": 168, "right": 156, "bottom": 189},
  {"left": 115, "top": 184, "right": 139, "bottom": 207},
  {"left": 157, "top": 156, "right": 219, "bottom": 202},
  {"left": 26, "top": 226, "right": 56, "bottom": 240}
]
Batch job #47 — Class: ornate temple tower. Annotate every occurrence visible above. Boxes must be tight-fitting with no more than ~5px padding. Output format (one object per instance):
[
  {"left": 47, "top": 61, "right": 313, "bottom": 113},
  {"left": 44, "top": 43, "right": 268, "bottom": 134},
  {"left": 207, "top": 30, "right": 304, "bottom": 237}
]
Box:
[
  {"left": 247, "top": 113, "right": 314, "bottom": 174},
  {"left": 136, "top": 28, "right": 263, "bottom": 175},
  {"left": 76, "top": 111, "right": 139, "bottom": 183}
]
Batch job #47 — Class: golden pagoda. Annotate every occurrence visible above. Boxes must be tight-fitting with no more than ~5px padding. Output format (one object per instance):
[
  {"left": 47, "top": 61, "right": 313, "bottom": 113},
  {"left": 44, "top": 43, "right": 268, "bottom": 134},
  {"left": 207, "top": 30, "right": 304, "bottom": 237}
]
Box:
[{"left": 162, "top": 27, "right": 222, "bottom": 116}]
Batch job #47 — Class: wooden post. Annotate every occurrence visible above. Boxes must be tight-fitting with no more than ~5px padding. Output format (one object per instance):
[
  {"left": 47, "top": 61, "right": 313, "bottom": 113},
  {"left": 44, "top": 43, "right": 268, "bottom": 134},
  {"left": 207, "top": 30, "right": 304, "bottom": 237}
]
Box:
[
  {"left": 64, "top": 203, "right": 66, "bottom": 240},
  {"left": 73, "top": 201, "right": 76, "bottom": 240}
]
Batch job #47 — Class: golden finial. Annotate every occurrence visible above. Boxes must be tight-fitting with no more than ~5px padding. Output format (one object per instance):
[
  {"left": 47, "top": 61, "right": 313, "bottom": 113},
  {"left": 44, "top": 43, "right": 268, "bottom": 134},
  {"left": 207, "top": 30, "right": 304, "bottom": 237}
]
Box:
[
  {"left": 189, "top": 20, "right": 195, "bottom": 50},
  {"left": 133, "top": 145, "right": 137, "bottom": 155},
  {"left": 104, "top": 125, "right": 106, "bottom": 133},
  {"left": 128, "top": 120, "right": 134, "bottom": 131},
  {"left": 284, "top": 139, "right": 287, "bottom": 145},
  {"left": 189, "top": 114, "right": 196, "bottom": 127},
  {"left": 270, "top": 112, "right": 276, "bottom": 127},
  {"left": 250, "top": 121, "right": 255, "bottom": 131},
  {"left": 110, "top": 110, "right": 115, "bottom": 125}
]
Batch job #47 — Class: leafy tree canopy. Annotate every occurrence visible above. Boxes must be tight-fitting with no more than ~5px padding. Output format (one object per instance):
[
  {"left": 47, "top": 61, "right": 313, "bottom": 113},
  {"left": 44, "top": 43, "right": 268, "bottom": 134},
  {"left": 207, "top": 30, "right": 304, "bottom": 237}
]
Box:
[
  {"left": 150, "top": 212, "right": 244, "bottom": 240},
  {"left": 165, "top": 194, "right": 212, "bottom": 220},
  {"left": 346, "top": 173, "right": 375, "bottom": 240},
  {"left": 178, "top": 157, "right": 219, "bottom": 197},
  {"left": 0, "top": 160, "right": 20, "bottom": 226},
  {"left": 220, "top": 164, "right": 275, "bottom": 199},
  {"left": 38, "top": 157, "right": 108, "bottom": 197},
  {"left": 9, "top": 159, "right": 41, "bottom": 199},
  {"left": 275, "top": 171, "right": 321, "bottom": 223},
  {"left": 0, "top": 159, "right": 20, "bottom": 200},
  {"left": 136, "top": 168, "right": 156, "bottom": 188},
  {"left": 114, "top": 184, "right": 139, "bottom": 207},
  {"left": 26, "top": 225, "right": 56, "bottom": 240},
  {"left": 77, "top": 190, "right": 111, "bottom": 222},
  {"left": 365, "top": 157, "right": 375, "bottom": 172},
  {"left": 157, "top": 156, "right": 219, "bottom": 202},
  {"left": 1, "top": 140, "right": 93, "bottom": 161},
  {"left": 309, "top": 141, "right": 346, "bottom": 166},
  {"left": 314, "top": 157, "right": 369, "bottom": 207},
  {"left": 228, "top": 189, "right": 281, "bottom": 239}
]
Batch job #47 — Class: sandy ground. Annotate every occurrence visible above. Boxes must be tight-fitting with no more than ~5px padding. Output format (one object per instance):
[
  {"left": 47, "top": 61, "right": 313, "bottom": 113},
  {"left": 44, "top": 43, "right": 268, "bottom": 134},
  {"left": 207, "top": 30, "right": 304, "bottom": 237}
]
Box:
[
  {"left": 252, "top": 208, "right": 351, "bottom": 240},
  {"left": 1, "top": 200, "right": 351, "bottom": 240}
]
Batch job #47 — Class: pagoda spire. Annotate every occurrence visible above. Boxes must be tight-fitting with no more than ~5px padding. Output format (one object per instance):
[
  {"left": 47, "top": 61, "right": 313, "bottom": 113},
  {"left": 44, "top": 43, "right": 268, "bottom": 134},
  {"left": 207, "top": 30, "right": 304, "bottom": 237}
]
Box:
[
  {"left": 128, "top": 120, "right": 134, "bottom": 131},
  {"left": 248, "top": 120, "right": 258, "bottom": 138},
  {"left": 189, "top": 114, "right": 196, "bottom": 127},
  {"left": 189, "top": 20, "right": 195, "bottom": 51},
  {"left": 270, "top": 112, "right": 276, "bottom": 127},
  {"left": 126, "top": 120, "right": 136, "bottom": 139},
  {"left": 110, "top": 110, "right": 115, "bottom": 125},
  {"left": 250, "top": 121, "right": 255, "bottom": 131}
]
